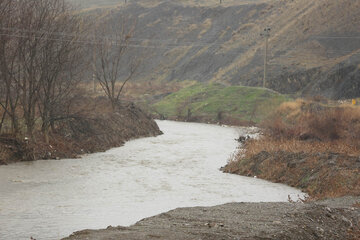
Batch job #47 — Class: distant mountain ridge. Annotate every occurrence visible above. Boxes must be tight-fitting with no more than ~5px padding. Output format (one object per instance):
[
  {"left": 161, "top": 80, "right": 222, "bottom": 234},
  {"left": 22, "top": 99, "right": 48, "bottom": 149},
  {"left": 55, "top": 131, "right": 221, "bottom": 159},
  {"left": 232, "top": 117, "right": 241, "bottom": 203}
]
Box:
[{"left": 69, "top": 0, "right": 360, "bottom": 99}]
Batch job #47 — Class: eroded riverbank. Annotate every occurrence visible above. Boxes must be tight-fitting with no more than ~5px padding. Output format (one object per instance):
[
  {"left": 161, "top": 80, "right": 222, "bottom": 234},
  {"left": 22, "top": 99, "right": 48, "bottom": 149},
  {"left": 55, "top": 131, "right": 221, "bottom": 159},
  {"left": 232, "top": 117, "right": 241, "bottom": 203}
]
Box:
[{"left": 0, "top": 99, "right": 161, "bottom": 165}]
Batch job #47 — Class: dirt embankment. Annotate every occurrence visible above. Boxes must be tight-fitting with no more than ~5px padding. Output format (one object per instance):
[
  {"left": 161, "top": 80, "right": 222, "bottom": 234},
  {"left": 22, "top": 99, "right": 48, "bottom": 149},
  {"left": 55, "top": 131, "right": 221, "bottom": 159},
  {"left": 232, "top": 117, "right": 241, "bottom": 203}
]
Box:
[
  {"left": 224, "top": 149, "right": 360, "bottom": 199},
  {"left": 0, "top": 97, "right": 162, "bottom": 165},
  {"left": 63, "top": 196, "right": 359, "bottom": 240}
]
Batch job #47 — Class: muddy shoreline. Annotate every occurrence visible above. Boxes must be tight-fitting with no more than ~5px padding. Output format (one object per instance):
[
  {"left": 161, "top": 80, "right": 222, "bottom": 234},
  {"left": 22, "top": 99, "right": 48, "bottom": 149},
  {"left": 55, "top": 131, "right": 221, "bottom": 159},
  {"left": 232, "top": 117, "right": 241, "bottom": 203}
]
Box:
[{"left": 63, "top": 196, "right": 359, "bottom": 240}]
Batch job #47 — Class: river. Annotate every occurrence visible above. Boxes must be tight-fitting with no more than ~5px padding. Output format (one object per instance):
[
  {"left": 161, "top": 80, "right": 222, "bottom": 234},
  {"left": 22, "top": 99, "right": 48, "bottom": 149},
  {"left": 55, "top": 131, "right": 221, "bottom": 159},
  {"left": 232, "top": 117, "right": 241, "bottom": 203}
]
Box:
[{"left": 0, "top": 120, "right": 304, "bottom": 240}]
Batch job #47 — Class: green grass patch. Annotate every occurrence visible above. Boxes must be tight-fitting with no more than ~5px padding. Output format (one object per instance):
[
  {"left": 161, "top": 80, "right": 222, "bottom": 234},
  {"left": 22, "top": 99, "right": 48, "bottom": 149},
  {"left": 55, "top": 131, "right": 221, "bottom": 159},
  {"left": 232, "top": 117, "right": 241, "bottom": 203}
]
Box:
[{"left": 152, "top": 83, "right": 290, "bottom": 124}]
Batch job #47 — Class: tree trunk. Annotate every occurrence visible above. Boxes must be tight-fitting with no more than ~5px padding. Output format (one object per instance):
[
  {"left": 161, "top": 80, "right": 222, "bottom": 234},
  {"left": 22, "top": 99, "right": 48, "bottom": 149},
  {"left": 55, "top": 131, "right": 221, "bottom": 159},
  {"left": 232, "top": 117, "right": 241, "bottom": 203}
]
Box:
[
  {"left": 0, "top": 96, "right": 8, "bottom": 133},
  {"left": 11, "top": 113, "right": 19, "bottom": 136},
  {"left": 42, "top": 123, "right": 50, "bottom": 144}
]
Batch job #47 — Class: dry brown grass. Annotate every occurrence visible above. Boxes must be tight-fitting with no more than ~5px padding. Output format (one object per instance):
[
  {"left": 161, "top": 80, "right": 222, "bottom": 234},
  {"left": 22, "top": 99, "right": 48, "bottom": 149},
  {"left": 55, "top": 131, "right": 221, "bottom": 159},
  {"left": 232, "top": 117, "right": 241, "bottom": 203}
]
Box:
[
  {"left": 224, "top": 99, "right": 360, "bottom": 200},
  {"left": 244, "top": 138, "right": 360, "bottom": 157},
  {"left": 263, "top": 99, "right": 360, "bottom": 144}
]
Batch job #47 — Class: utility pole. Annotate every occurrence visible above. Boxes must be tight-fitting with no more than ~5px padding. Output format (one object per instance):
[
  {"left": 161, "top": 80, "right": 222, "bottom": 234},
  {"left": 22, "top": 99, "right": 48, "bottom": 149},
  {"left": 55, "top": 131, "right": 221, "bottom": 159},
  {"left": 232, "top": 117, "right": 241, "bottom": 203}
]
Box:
[
  {"left": 92, "top": 30, "right": 97, "bottom": 93},
  {"left": 261, "top": 27, "right": 271, "bottom": 88}
]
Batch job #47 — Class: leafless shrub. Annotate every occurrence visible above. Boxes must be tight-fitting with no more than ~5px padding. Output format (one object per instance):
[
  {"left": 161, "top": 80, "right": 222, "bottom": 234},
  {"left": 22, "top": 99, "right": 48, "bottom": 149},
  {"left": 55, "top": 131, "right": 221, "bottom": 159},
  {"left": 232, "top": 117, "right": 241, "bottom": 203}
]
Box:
[{"left": 263, "top": 100, "right": 360, "bottom": 143}]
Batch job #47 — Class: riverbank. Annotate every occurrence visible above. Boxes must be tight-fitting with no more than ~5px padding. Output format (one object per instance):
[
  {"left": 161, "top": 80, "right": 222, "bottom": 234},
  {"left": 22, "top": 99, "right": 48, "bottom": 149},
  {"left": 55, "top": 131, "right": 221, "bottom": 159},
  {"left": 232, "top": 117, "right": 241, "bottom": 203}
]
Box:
[
  {"left": 61, "top": 99, "right": 360, "bottom": 240},
  {"left": 223, "top": 148, "right": 360, "bottom": 199},
  {"left": 223, "top": 99, "right": 360, "bottom": 200},
  {"left": 0, "top": 97, "right": 162, "bottom": 165},
  {"left": 63, "top": 196, "right": 359, "bottom": 240}
]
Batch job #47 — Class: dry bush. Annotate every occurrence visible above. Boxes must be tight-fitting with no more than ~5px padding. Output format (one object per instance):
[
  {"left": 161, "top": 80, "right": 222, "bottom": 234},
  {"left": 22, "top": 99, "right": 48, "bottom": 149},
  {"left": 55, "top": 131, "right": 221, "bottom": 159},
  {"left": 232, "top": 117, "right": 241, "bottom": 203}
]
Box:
[
  {"left": 302, "top": 108, "right": 343, "bottom": 141},
  {"left": 242, "top": 138, "right": 360, "bottom": 158},
  {"left": 263, "top": 99, "right": 360, "bottom": 144},
  {"left": 225, "top": 99, "right": 360, "bottom": 199},
  {"left": 261, "top": 116, "right": 299, "bottom": 139},
  {"left": 307, "top": 95, "right": 329, "bottom": 104}
]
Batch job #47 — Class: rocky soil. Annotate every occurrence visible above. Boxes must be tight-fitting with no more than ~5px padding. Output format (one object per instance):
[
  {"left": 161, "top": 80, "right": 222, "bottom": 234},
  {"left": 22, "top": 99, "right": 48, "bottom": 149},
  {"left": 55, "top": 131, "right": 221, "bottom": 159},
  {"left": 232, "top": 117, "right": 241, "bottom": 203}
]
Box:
[{"left": 63, "top": 196, "right": 359, "bottom": 240}]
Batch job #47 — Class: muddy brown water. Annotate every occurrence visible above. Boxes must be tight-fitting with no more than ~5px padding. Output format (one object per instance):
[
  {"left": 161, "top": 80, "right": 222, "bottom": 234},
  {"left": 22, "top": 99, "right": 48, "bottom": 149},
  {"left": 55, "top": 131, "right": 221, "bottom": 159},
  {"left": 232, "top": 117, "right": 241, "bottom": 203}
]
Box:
[{"left": 0, "top": 121, "right": 305, "bottom": 240}]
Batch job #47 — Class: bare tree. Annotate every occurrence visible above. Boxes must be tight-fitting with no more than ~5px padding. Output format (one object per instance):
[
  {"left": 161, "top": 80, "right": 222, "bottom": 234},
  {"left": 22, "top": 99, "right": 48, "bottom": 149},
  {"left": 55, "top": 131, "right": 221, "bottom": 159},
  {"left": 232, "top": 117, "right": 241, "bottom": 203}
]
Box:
[
  {"left": 36, "top": 1, "right": 88, "bottom": 143},
  {"left": 0, "top": 0, "right": 89, "bottom": 142},
  {"left": 0, "top": 0, "right": 21, "bottom": 135},
  {"left": 0, "top": 0, "right": 8, "bottom": 132},
  {"left": 18, "top": 0, "right": 81, "bottom": 139},
  {"left": 94, "top": 18, "right": 139, "bottom": 110}
]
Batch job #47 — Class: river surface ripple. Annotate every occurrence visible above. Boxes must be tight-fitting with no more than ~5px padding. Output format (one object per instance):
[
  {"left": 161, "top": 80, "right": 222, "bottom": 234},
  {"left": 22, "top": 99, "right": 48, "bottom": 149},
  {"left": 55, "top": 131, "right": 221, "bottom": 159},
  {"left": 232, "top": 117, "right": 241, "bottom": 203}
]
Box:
[{"left": 0, "top": 120, "right": 305, "bottom": 240}]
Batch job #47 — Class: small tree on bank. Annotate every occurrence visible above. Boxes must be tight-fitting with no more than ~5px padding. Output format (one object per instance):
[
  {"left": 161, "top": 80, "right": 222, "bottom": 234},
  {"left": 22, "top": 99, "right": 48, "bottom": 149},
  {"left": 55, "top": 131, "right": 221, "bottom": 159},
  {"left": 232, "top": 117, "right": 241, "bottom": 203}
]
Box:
[{"left": 94, "top": 18, "right": 139, "bottom": 111}]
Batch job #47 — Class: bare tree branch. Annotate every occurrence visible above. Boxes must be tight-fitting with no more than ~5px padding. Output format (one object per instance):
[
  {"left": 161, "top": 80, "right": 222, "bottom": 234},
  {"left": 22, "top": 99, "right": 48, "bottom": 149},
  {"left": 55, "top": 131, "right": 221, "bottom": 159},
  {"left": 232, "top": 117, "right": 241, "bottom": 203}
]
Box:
[{"left": 94, "top": 16, "right": 138, "bottom": 110}]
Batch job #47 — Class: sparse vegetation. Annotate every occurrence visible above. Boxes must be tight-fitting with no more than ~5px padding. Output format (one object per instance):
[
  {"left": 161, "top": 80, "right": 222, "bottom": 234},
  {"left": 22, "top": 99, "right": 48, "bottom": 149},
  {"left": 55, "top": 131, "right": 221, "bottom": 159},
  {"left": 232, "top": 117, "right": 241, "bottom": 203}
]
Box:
[{"left": 224, "top": 99, "right": 360, "bottom": 199}]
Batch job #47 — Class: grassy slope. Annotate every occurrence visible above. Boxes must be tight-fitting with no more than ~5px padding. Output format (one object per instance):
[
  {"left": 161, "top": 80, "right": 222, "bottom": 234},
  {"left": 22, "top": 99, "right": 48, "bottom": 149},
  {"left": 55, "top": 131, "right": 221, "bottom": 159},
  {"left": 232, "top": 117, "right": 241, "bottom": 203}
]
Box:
[{"left": 152, "top": 83, "right": 288, "bottom": 123}]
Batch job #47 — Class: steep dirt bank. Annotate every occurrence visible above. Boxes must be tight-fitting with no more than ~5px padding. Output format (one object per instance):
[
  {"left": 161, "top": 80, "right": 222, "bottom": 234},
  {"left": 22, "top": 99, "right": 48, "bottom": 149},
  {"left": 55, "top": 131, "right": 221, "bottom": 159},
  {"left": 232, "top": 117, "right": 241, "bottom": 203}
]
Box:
[
  {"left": 0, "top": 98, "right": 162, "bottom": 165},
  {"left": 63, "top": 196, "right": 359, "bottom": 240}
]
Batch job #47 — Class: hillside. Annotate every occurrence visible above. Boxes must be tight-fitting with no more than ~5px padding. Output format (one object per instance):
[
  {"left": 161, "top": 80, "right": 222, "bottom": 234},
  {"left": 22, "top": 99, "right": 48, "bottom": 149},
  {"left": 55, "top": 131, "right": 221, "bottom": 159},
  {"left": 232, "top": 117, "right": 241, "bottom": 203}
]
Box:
[
  {"left": 151, "top": 83, "right": 288, "bottom": 124},
  {"left": 70, "top": 0, "right": 360, "bottom": 99}
]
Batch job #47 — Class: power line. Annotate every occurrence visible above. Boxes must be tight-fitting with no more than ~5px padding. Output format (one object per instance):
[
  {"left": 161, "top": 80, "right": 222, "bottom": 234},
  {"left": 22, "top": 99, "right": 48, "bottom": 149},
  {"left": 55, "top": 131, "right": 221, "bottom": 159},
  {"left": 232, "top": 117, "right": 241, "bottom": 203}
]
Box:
[
  {"left": 0, "top": 28, "right": 231, "bottom": 49},
  {"left": 311, "top": 36, "right": 360, "bottom": 39},
  {"left": 0, "top": 27, "right": 359, "bottom": 54},
  {"left": 1, "top": 26, "right": 360, "bottom": 46}
]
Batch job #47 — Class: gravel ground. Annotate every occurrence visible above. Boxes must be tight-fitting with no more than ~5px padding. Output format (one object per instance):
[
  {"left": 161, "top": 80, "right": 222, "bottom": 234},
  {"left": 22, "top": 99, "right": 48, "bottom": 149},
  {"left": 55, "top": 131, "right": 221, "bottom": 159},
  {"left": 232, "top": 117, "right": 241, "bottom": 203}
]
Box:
[{"left": 63, "top": 196, "right": 359, "bottom": 240}]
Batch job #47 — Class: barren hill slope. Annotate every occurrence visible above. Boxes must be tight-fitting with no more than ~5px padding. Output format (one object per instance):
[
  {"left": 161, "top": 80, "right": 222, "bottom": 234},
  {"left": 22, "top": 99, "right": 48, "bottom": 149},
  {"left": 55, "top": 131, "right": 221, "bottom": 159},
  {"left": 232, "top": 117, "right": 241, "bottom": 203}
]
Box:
[{"left": 71, "top": 0, "right": 360, "bottom": 99}]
